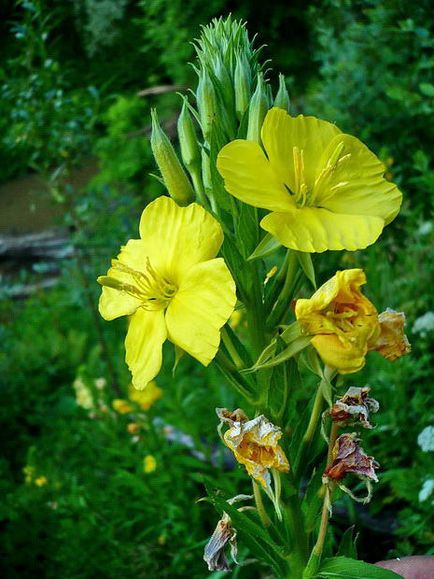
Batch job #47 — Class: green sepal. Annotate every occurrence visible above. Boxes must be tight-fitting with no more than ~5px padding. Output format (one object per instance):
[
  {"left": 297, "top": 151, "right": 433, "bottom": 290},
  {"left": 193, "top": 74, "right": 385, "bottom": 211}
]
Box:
[
  {"left": 336, "top": 527, "right": 358, "bottom": 559},
  {"left": 248, "top": 232, "right": 282, "bottom": 261},
  {"left": 317, "top": 557, "right": 402, "bottom": 578},
  {"left": 296, "top": 251, "right": 317, "bottom": 289},
  {"left": 172, "top": 345, "right": 185, "bottom": 375}
]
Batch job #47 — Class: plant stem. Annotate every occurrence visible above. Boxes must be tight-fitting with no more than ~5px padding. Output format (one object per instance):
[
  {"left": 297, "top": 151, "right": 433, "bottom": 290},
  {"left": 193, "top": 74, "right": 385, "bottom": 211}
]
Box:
[
  {"left": 303, "top": 422, "right": 339, "bottom": 578},
  {"left": 253, "top": 481, "right": 272, "bottom": 528}
]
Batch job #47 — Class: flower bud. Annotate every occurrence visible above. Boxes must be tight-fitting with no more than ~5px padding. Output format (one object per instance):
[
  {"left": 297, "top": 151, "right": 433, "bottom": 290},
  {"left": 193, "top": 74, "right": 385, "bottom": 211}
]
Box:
[
  {"left": 150, "top": 109, "right": 195, "bottom": 206},
  {"left": 274, "top": 73, "right": 290, "bottom": 111},
  {"left": 196, "top": 68, "right": 217, "bottom": 143},
  {"left": 234, "top": 51, "right": 251, "bottom": 119},
  {"left": 247, "top": 72, "right": 270, "bottom": 143},
  {"left": 177, "top": 99, "right": 200, "bottom": 173}
]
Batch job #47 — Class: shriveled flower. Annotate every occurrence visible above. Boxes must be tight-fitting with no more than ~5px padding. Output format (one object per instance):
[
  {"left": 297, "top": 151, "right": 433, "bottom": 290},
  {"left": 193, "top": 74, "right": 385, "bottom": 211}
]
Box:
[
  {"left": 329, "top": 386, "right": 379, "bottom": 429},
  {"left": 217, "top": 408, "right": 289, "bottom": 488},
  {"left": 98, "top": 196, "right": 237, "bottom": 390},
  {"left": 295, "top": 269, "right": 380, "bottom": 373},
  {"left": 128, "top": 380, "right": 162, "bottom": 410},
  {"left": 217, "top": 107, "right": 402, "bottom": 253},
  {"left": 371, "top": 308, "right": 411, "bottom": 361},
  {"left": 324, "top": 433, "right": 379, "bottom": 483},
  {"left": 203, "top": 512, "right": 237, "bottom": 572}
]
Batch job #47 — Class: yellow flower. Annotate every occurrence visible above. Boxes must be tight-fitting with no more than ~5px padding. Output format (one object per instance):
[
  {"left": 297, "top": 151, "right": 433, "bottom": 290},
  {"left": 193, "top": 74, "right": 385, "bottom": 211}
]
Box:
[
  {"left": 144, "top": 455, "right": 157, "bottom": 473},
  {"left": 371, "top": 308, "right": 411, "bottom": 361},
  {"left": 73, "top": 377, "right": 94, "bottom": 410},
  {"left": 128, "top": 380, "right": 162, "bottom": 410},
  {"left": 98, "top": 196, "right": 237, "bottom": 390},
  {"left": 112, "top": 399, "right": 134, "bottom": 414},
  {"left": 34, "top": 476, "right": 48, "bottom": 487},
  {"left": 127, "top": 422, "right": 140, "bottom": 434},
  {"left": 295, "top": 269, "right": 380, "bottom": 373},
  {"left": 217, "top": 108, "right": 402, "bottom": 253},
  {"left": 217, "top": 408, "right": 289, "bottom": 488},
  {"left": 23, "top": 465, "right": 36, "bottom": 484}
]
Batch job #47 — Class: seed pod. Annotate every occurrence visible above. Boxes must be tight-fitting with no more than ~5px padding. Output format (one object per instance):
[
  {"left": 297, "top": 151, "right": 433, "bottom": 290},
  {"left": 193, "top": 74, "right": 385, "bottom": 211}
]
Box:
[{"left": 150, "top": 109, "right": 194, "bottom": 206}]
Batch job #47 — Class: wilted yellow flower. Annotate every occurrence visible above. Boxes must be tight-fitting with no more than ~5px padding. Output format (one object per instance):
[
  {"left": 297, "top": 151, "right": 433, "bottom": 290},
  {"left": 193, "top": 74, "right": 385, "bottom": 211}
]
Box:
[
  {"left": 144, "top": 455, "right": 157, "bottom": 473},
  {"left": 324, "top": 433, "right": 379, "bottom": 484},
  {"left": 128, "top": 380, "right": 162, "bottom": 410},
  {"left": 217, "top": 408, "right": 289, "bottom": 488},
  {"left": 217, "top": 108, "right": 402, "bottom": 253},
  {"left": 371, "top": 308, "right": 411, "bottom": 361},
  {"left": 98, "top": 196, "right": 236, "bottom": 390},
  {"left": 295, "top": 269, "right": 380, "bottom": 373},
  {"left": 34, "top": 476, "right": 48, "bottom": 487},
  {"left": 112, "top": 399, "right": 134, "bottom": 414}
]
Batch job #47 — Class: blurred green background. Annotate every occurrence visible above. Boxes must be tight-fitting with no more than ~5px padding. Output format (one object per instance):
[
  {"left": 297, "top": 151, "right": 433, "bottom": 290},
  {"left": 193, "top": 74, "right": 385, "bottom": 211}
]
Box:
[{"left": 0, "top": 1, "right": 433, "bottom": 577}]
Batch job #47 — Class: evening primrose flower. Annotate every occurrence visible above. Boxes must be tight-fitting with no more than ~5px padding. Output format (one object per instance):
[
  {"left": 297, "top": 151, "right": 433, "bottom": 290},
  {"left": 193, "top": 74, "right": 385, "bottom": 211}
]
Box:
[
  {"left": 217, "top": 108, "right": 402, "bottom": 252},
  {"left": 295, "top": 269, "right": 380, "bottom": 374},
  {"left": 217, "top": 408, "right": 289, "bottom": 489},
  {"left": 98, "top": 196, "right": 236, "bottom": 390},
  {"left": 112, "top": 399, "right": 134, "bottom": 414},
  {"left": 144, "top": 455, "right": 157, "bottom": 473},
  {"left": 128, "top": 380, "right": 162, "bottom": 410}
]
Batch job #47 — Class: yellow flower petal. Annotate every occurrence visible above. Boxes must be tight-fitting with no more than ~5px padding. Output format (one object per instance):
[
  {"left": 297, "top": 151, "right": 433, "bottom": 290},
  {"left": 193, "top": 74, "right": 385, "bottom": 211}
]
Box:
[
  {"left": 261, "top": 107, "right": 341, "bottom": 191},
  {"left": 139, "top": 196, "right": 224, "bottom": 285},
  {"left": 313, "top": 134, "right": 402, "bottom": 224},
  {"left": 216, "top": 139, "right": 294, "bottom": 211},
  {"left": 261, "top": 207, "right": 384, "bottom": 252},
  {"left": 165, "top": 258, "right": 236, "bottom": 366},
  {"left": 125, "top": 308, "right": 167, "bottom": 390},
  {"left": 98, "top": 239, "right": 149, "bottom": 320}
]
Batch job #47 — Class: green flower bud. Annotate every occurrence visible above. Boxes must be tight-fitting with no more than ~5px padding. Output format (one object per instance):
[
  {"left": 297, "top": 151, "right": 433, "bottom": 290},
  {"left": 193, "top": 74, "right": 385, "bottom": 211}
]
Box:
[
  {"left": 274, "top": 73, "right": 290, "bottom": 111},
  {"left": 234, "top": 51, "right": 251, "bottom": 120},
  {"left": 196, "top": 68, "right": 217, "bottom": 143},
  {"left": 150, "top": 109, "right": 194, "bottom": 206},
  {"left": 247, "top": 73, "right": 270, "bottom": 144},
  {"left": 177, "top": 99, "right": 200, "bottom": 172}
]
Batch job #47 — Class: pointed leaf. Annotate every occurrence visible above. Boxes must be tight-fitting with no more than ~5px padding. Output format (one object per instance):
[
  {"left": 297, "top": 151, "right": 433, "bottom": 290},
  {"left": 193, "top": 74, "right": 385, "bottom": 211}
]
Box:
[
  {"left": 318, "top": 557, "right": 402, "bottom": 578},
  {"left": 248, "top": 232, "right": 282, "bottom": 261},
  {"left": 296, "top": 251, "right": 316, "bottom": 288}
]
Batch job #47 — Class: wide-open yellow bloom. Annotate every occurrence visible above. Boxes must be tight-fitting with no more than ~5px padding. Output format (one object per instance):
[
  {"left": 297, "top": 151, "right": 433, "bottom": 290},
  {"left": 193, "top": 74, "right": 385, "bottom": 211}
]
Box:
[
  {"left": 295, "top": 269, "right": 380, "bottom": 373},
  {"left": 98, "top": 196, "right": 236, "bottom": 390},
  {"left": 217, "top": 108, "right": 402, "bottom": 252}
]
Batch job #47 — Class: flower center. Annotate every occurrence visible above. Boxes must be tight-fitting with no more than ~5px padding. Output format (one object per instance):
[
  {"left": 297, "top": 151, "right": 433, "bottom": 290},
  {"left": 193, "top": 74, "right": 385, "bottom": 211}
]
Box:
[
  {"left": 100, "top": 258, "right": 177, "bottom": 311},
  {"left": 291, "top": 141, "right": 352, "bottom": 208}
]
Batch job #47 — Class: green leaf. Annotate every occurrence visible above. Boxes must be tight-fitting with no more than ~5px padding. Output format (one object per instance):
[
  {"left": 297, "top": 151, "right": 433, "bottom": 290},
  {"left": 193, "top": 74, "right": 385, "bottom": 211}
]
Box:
[
  {"left": 336, "top": 527, "right": 358, "bottom": 559},
  {"left": 318, "top": 557, "right": 402, "bottom": 578},
  {"left": 248, "top": 232, "right": 282, "bottom": 261},
  {"left": 246, "top": 336, "right": 312, "bottom": 372},
  {"left": 419, "top": 82, "right": 434, "bottom": 97},
  {"left": 296, "top": 251, "right": 316, "bottom": 288},
  {"left": 238, "top": 203, "right": 259, "bottom": 258}
]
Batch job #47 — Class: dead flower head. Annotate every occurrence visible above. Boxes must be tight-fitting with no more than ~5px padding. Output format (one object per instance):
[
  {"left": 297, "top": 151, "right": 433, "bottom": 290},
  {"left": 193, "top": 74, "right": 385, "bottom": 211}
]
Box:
[
  {"left": 324, "top": 433, "right": 379, "bottom": 484},
  {"left": 203, "top": 512, "right": 237, "bottom": 572},
  {"left": 216, "top": 408, "right": 289, "bottom": 489},
  {"left": 329, "top": 386, "right": 379, "bottom": 429},
  {"left": 371, "top": 308, "right": 411, "bottom": 361}
]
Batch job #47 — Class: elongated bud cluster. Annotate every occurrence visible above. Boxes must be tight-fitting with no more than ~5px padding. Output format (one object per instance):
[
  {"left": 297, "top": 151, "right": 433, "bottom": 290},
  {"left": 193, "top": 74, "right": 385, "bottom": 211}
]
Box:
[
  {"left": 247, "top": 73, "right": 270, "bottom": 143},
  {"left": 150, "top": 109, "right": 195, "bottom": 206}
]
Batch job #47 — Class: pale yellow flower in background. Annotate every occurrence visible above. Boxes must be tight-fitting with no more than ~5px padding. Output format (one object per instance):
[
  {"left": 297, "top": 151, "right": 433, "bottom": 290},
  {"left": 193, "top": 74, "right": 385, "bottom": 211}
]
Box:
[
  {"left": 73, "top": 377, "right": 94, "bottom": 410},
  {"left": 217, "top": 108, "right": 402, "bottom": 253},
  {"left": 112, "top": 399, "right": 134, "bottom": 414},
  {"left": 371, "top": 308, "right": 411, "bottom": 361},
  {"left": 217, "top": 408, "right": 289, "bottom": 489},
  {"left": 295, "top": 269, "right": 380, "bottom": 374},
  {"left": 98, "top": 196, "right": 237, "bottom": 390},
  {"left": 144, "top": 455, "right": 157, "bottom": 474},
  {"left": 128, "top": 380, "right": 162, "bottom": 410},
  {"left": 23, "top": 465, "right": 36, "bottom": 484}
]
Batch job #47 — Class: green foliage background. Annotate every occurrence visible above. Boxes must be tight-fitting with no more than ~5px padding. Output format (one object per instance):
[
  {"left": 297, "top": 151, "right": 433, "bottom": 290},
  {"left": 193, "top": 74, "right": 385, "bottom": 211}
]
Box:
[{"left": 0, "top": 1, "right": 433, "bottom": 577}]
